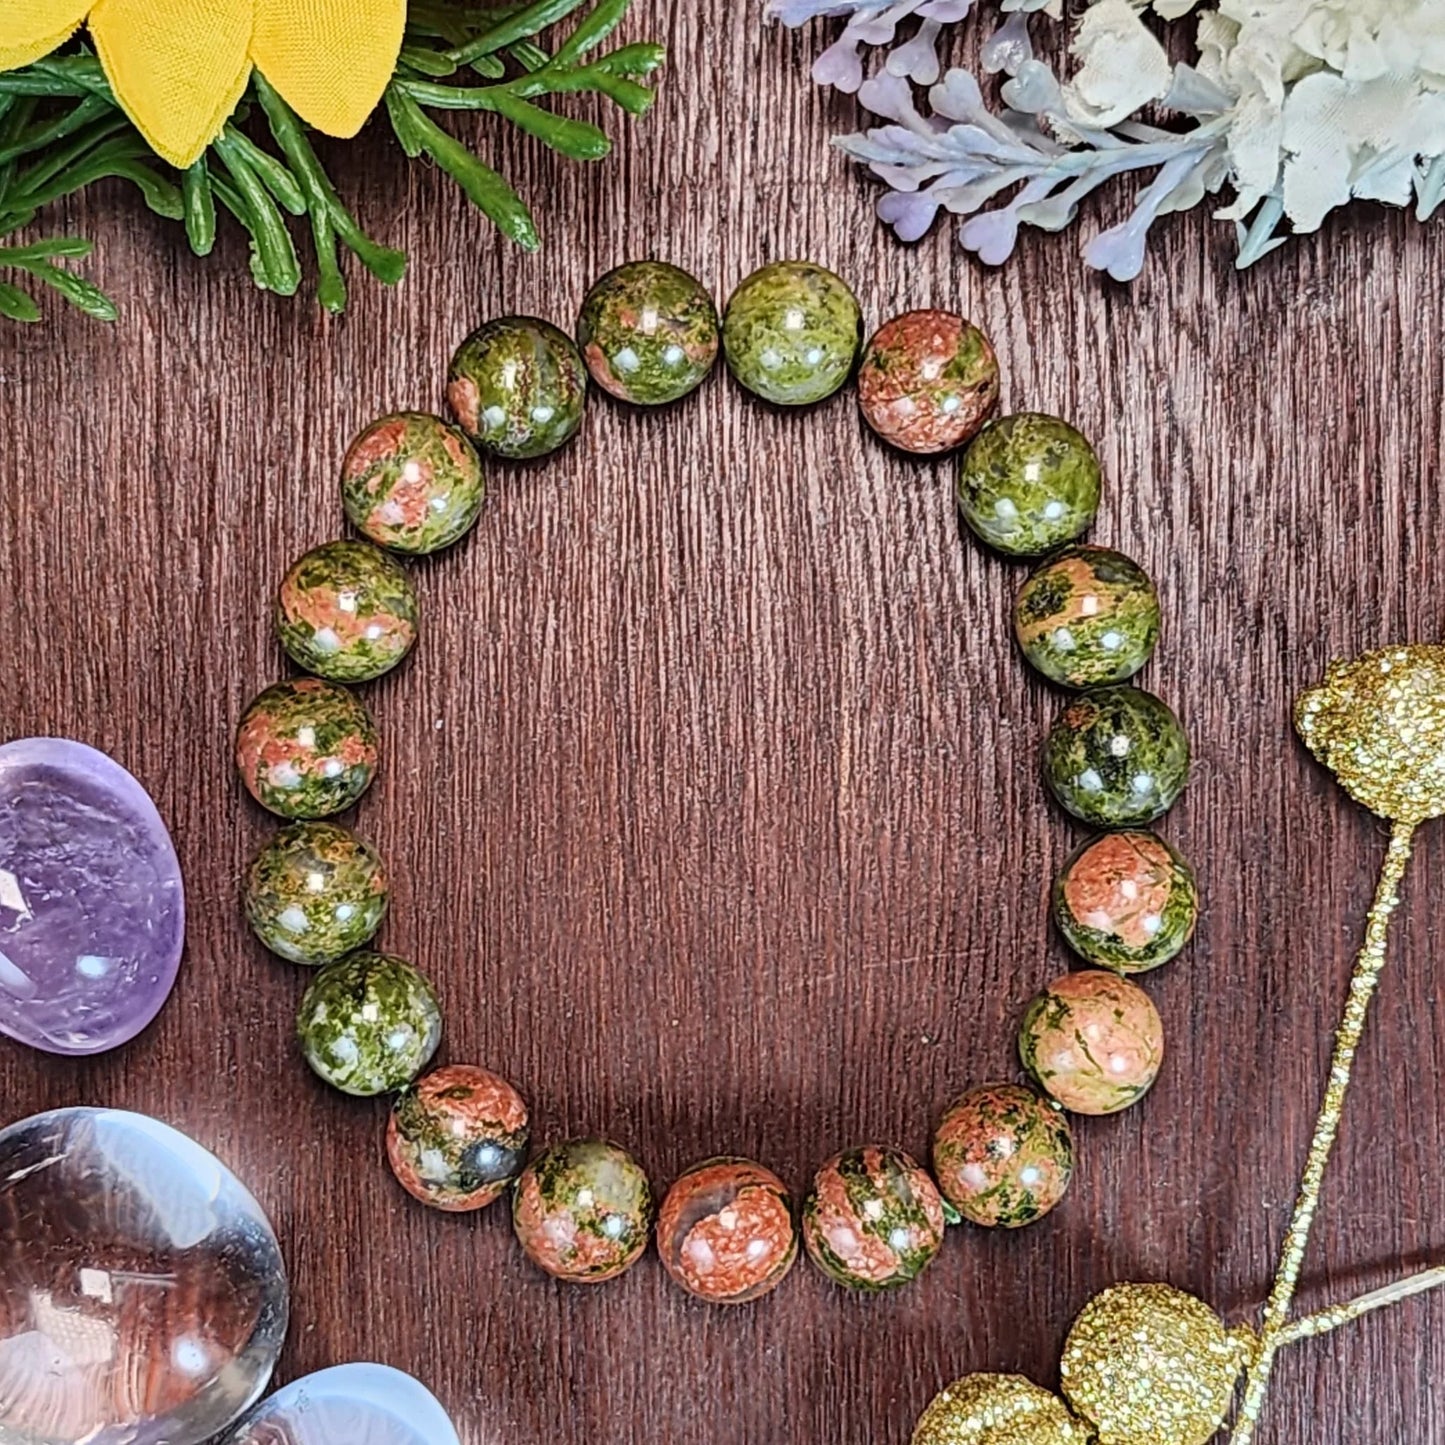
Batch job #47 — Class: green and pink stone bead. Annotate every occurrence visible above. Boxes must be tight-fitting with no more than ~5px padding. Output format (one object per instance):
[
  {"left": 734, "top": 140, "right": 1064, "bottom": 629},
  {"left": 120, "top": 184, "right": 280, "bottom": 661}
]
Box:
[
  {"left": 235, "top": 678, "right": 378, "bottom": 819},
  {"left": 1044, "top": 686, "right": 1191, "bottom": 827},
  {"left": 276, "top": 540, "right": 418, "bottom": 683},
  {"left": 296, "top": 951, "right": 442, "bottom": 1097},
  {"left": 656, "top": 1158, "right": 798, "bottom": 1303},
  {"left": 1014, "top": 545, "right": 1160, "bottom": 688},
  {"left": 512, "top": 1138, "right": 655, "bottom": 1283},
  {"left": 577, "top": 261, "right": 719, "bottom": 405},
  {"left": 723, "top": 260, "right": 862, "bottom": 406},
  {"left": 957, "top": 412, "right": 1102, "bottom": 557},
  {"left": 447, "top": 317, "right": 588, "bottom": 459},
  {"left": 1019, "top": 971, "right": 1165, "bottom": 1116},
  {"left": 341, "top": 411, "right": 485, "bottom": 555},
  {"left": 932, "top": 1084, "right": 1074, "bottom": 1229},
  {"left": 387, "top": 1064, "right": 530, "bottom": 1212},
  {"left": 1054, "top": 830, "right": 1199, "bottom": 972},
  {"left": 857, "top": 309, "right": 1000, "bottom": 454},
  {"left": 801, "top": 1145, "right": 946, "bottom": 1290},
  {"left": 245, "top": 821, "right": 388, "bottom": 965}
]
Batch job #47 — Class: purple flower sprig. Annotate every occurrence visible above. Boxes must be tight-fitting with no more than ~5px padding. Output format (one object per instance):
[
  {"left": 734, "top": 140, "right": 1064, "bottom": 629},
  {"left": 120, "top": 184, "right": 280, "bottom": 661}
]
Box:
[
  {"left": 769, "top": 0, "right": 1268, "bottom": 279},
  {"left": 769, "top": 0, "right": 979, "bottom": 93}
]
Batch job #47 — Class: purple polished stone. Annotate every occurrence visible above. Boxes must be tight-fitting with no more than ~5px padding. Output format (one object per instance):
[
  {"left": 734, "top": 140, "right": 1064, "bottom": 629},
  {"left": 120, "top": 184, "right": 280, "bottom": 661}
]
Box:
[{"left": 0, "top": 738, "right": 184, "bottom": 1055}]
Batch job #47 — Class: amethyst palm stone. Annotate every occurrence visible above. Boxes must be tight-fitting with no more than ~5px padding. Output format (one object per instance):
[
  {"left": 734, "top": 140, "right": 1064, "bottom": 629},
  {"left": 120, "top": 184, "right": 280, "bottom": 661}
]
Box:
[
  {"left": 224, "top": 1363, "right": 461, "bottom": 1445},
  {"left": 0, "top": 738, "right": 185, "bottom": 1055},
  {"left": 0, "top": 1107, "right": 289, "bottom": 1445}
]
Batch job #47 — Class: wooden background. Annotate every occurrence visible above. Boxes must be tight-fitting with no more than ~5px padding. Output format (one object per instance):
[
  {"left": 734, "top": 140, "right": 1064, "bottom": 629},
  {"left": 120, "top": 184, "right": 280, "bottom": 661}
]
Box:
[{"left": 3, "top": 5, "right": 1444, "bottom": 1442}]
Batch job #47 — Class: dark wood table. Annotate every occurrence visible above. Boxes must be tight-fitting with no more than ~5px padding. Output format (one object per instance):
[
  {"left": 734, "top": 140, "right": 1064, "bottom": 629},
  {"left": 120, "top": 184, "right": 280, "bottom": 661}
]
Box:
[{"left": 3, "top": 6, "right": 1443, "bottom": 1442}]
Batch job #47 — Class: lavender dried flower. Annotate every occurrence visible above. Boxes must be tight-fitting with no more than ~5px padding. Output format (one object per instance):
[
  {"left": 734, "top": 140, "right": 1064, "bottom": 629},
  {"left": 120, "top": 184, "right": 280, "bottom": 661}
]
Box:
[
  {"left": 769, "top": 0, "right": 1445, "bottom": 278},
  {"left": 770, "top": 1, "right": 979, "bottom": 92}
]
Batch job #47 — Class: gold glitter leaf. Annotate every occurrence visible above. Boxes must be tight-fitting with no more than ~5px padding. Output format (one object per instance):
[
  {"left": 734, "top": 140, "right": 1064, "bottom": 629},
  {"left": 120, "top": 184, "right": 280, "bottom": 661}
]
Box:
[
  {"left": 1060, "top": 1283, "right": 1252, "bottom": 1445},
  {"left": 1295, "top": 644, "right": 1445, "bottom": 824},
  {"left": 912, "top": 1375, "right": 1091, "bottom": 1445}
]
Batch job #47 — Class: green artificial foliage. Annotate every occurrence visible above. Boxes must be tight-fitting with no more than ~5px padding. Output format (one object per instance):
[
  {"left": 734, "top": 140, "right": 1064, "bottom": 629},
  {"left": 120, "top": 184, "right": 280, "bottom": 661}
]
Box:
[{"left": 0, "top": 0, "right": 664, "bottom": 321}]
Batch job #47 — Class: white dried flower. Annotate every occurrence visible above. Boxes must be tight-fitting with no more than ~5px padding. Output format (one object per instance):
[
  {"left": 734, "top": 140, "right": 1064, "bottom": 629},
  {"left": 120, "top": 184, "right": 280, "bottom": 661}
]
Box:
[
  {"left": 768, "top": 0, "right": 1445, "bottom": 277},
  {"left": 1062, "top": 0, "right": 1174, "bottom": 128}
]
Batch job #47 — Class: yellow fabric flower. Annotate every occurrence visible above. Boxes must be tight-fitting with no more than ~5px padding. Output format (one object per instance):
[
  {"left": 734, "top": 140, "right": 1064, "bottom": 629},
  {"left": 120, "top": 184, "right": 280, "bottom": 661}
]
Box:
[{"left": 0, "top": 0, "right": 406, "bottom": 168}]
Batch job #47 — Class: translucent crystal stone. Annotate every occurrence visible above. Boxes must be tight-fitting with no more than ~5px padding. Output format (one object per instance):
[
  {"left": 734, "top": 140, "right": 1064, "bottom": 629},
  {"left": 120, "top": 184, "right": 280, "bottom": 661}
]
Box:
[
  {"left": 0, "top": 738, "right": 185, "bottom": 1055},
  {"left": 0, "top": 1108, "right": 289, "bottom": 1445},
  {"left": 224, "top": 1363, "right": 461, "bottom": 1445}
]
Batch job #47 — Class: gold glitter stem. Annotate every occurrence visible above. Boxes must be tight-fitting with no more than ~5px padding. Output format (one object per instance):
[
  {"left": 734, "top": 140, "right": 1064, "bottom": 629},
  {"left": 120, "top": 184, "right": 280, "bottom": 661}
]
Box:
[
  {"left": 1274, "top": 1265, "right": 1445, "bottom": 1348},
  {"left": 1228, "top": 820, "right": 1416, "bottom": 1445}
]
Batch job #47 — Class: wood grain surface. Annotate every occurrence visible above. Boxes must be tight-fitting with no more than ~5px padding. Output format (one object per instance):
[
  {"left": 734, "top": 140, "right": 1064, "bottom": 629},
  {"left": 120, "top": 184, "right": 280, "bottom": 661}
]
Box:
[{"left": 3, "top": 6, "right": 1444, "bottom": 1443}]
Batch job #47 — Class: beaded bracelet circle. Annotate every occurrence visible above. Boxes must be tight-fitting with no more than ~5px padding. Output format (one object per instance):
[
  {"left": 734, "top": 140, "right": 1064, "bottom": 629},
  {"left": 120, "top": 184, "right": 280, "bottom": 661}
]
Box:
[{"left": 234, "top": 260, "right": 1202, "bottom": 1379}]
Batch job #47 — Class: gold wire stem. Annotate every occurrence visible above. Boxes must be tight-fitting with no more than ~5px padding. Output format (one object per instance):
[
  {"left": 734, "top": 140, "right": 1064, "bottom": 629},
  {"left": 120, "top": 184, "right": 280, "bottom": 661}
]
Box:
[
  {"left": 1228, "top": 819, "right": 1417, "bottom": 1445},
  {"left": 1273, "top": 1264, "right": 1445, "bottom": 1348}
]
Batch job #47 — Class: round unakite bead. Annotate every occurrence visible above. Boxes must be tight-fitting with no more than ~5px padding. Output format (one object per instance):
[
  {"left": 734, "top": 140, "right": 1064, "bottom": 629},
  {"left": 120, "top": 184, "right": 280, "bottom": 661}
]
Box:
[
  {"left": 722, "top": 260, "right": 862, "bottom": 406},
  {"left": 657, "top": 1157, "right": 797, "bottom": 1304},
  {"left": 340, "top": 412, "right": 484, "bottom": 556},
  {"left": 1014, "top": 546, "right": 1160, "bottom": 688},
  {"left": 856, "top": 309, "right": 999, "bottom": 454},
  {"left": 1019, "top": 971, "right": 1164, "bottom": 1115},
  {"left": 1043, "top": 686, "right": 1190, "bottom": 827},
  {"left": 235, "top": 678, "right": 378, "bottom": 819},
  {"left": 1054, "top": 830, "right": 1199, "bottom": 972},
  {"left": 244, "top": 821, "right": 388, "bottom": 965},
  {"left": 801, "top": 1145, "right": 945, "bottom": 1291},
  {"left": 932, "top": 1083, "right": 1073, "bottom": 1229},
  {"left": 957, "top": 413, "right": 1101, "bottom": 557},
  {"left": 447, "top": 316, "right": 587, "bottom": 459},
  {"left": 296, "top": 951, "right": 442, "bottom": 1097},
  {"left": 512, "top": 1139, "right": 654, "bottom": 1283},
  {"left": 275, "top": 540, "right": 418, "bottom": 683},
  {"left": 387, "top": 1064, "right": 529, "bottom": 1212},
  {"left": 576, "top": 260, "right": 719, "bottom": 405}
]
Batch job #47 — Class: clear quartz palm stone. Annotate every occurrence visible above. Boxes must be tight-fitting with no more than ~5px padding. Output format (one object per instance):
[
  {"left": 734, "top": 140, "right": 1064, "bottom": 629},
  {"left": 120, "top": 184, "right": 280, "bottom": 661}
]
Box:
[
  {"left": 224, "top": 1364, "right": 461, "bottom": 1445},
  {"left": 0, "top": 1108, "right": 289, "bottom": 1445},
  {"left": 0, "top": 738, "right": 185, "bottom": 1054}
]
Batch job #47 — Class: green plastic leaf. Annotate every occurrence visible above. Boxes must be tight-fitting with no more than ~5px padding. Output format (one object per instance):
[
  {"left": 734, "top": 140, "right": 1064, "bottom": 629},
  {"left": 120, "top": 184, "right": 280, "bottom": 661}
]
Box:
[
  {"left": 211, "top": 174, "right": 277, "bottom": 295},
  {"left": 309, "top": 209, "right": 347, "bottom": 314},
  {"left": 221, "top": 128, "right": 306, "bottom": 215},
  {"left": 32, "top": 55, "right": 110, "bottom": 97},
  {"left": 578, "top": 70, "right": 655, "bottom": 114},
  {"left": 112, "top": 160, "right": 185, "bottom": 219},
  {"left": 0, "top": 235, "right": 93, "bottom": 261},
  {"left": 448, "top": 0, "right": 588, "bottom": 64},
  {"left": 404, "top": 0, "right": 478, "bottom": 44},
  {"left": 385, "top": 86, "right": 429, "bottom": 158},
  {"left": 8, "top": 117, "right": 132, "bottom": 202},
  {"left": 399, "top": 44, "right": 459, "bottom": 78},
  {"left": 254, "top": 73, "right": 406, "bottom": 286},
  {"left": 214, "top": 133, "right": 300, "bottom": 295},
  {"left": 183, "top": 157, "right": 216, "bottom": 256},
  {"left": 553, "top": 0, "right": 632, "bottom": 65},
  {"left": 488, "top": 91, "right": 610, "bottom": 159},
  {"left": 26, "top": 260, "right": 117, "bottom": 320},
  {"left": 392, "top": 90, "right": 539, "bottom": 250},
  {"left": 595, "top": 42, "right": 666, "bottom": 77},
  {"left": 508, "top": 40, "right": 550, "bottom": 72},
  {"left": 0, "top": 278, "right": 40, "bottom": 321},
  {"left": 0, "top": 95, "right": 110, "bottom": 168}
]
